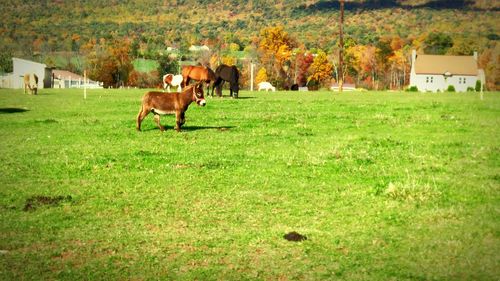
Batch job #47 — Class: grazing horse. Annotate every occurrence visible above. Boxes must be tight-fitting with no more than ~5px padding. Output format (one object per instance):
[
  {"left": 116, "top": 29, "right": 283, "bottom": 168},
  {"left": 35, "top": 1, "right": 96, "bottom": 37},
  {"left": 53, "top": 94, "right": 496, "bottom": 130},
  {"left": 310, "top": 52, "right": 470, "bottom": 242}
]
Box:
[
  {"left": 181, "top": 65, "right": 216, "bottom": 92},
  {"left": 162, "top": 74, "right": 183, "bottom": 92},
  {"left": 213, "top": 64, "right": 240, "bottom": 98},
  {"left": 136, "top": 83, "right": 206, "bottom": 132},
  {"left": 258, "top": 81, "right": 276, "bottom": 92},
  {"left": 23, "top": 73, "right": 38, "bottom": 95}
]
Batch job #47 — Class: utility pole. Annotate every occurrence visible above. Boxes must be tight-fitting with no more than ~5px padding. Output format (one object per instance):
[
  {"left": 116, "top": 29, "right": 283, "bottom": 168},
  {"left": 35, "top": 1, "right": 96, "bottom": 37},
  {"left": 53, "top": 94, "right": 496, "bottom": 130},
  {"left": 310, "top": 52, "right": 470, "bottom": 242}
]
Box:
[
  {"left": 250, "top": 59, "right": 254, "bottom": 91},
  {"left": 339, "top": 0, "right": 344, "bottom": 93}
]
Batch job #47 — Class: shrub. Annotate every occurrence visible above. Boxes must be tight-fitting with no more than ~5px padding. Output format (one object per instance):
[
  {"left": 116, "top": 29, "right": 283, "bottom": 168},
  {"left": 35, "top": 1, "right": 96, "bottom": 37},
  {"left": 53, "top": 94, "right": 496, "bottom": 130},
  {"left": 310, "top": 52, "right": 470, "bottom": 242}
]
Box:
[
  {"left": 467, "top": 87, "right": 475, "bottom": 92},
  {"left": 446, "top": 85, "right": 456, "bottom": 92},
  {"left": 406, "top": 86, "right": 418, "bottom": 92},
  {"left": 475, "top": 80, "right": 482, "bottom": 92}
]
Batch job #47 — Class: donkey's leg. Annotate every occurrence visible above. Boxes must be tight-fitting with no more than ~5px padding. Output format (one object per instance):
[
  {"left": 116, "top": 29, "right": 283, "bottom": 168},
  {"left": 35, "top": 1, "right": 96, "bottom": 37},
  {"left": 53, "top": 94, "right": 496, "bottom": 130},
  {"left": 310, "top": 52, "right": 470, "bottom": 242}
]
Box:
[
  {"left": 174, "top": 111, "right": 183, "bottom": 132},
  {"left": 154, "top": 114, "right": 166, "bottom": 131},
  {"left": 179, "top": 111, "right": 186, "bottom": 126},
  {"left": 136, "top": 107, "right": 150, "bottom": 131}
]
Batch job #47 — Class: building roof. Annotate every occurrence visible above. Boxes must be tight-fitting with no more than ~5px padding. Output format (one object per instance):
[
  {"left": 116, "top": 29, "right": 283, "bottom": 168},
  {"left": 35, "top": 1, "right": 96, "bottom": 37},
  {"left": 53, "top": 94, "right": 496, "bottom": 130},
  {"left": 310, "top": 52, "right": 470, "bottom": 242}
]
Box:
[
  {"left": 13, "top": 57, "right": 47, "bottom": 68},
  {"left": 52, "top": 69, "right": 84, "bottom": 80},
  {"left": 415, "top": 54, "right": 478, "bottom": 76}
]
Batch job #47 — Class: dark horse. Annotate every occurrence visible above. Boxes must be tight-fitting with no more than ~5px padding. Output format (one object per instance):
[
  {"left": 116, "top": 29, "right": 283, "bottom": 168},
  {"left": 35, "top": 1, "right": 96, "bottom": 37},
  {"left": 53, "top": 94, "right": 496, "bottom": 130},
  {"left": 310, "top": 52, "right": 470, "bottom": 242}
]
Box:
[
  {"left": 182, "top": 65, "right": 216, "bottom": 93},
  {"left": 213, "top": 64, "right": 240, "bottom": 98}
]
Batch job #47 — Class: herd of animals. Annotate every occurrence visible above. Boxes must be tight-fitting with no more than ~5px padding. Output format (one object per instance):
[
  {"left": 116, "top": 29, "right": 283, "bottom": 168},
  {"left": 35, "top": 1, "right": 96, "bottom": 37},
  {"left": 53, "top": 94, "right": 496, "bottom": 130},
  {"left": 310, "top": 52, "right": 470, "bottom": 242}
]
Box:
[
  {"left": 145, "top": 63, "right": 276, "bottom": 132},
  {"left": 21, "top": 63, "right": 279, "bottom": 132}
]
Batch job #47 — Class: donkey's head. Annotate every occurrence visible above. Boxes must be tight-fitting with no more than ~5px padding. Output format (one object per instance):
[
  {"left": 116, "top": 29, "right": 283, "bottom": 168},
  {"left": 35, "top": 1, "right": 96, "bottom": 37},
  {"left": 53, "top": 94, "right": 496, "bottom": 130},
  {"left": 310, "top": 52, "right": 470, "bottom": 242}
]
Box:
[{"left": 191, "top": 83, "right": 206, "bottom": 106}]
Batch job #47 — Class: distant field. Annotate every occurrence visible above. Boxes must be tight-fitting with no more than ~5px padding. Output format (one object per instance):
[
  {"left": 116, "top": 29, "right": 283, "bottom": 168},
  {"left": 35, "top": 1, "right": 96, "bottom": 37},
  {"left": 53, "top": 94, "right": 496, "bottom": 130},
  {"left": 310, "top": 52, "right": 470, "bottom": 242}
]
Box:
[
  {"left": 133, "top": 58, "right": 159, "bottom": 73},
  {"left": 0, "top": 88, "right": 498, "bottom": 280}
]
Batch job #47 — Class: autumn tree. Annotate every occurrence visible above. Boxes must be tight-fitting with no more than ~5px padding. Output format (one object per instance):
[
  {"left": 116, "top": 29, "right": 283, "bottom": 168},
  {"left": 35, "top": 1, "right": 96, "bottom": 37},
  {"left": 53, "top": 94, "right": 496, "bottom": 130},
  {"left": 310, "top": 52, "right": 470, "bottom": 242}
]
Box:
[
  {"left": 345, "top": 45, "right": 379, "bottom": 88},
  {"left": 377, "top": 36, "right": 410, "bottom": 89},
  {"left": 258, "top": 26, "right": 297, "bottom": 87},
  {"left": 295, "top": 51, "right": 314, "bottom": 86},
  {"left": 308, "top": 50, "right": 333, "bottom": 88},
  {"left": 478, "top": 46, "right": 499, "bottom": 91},
  {"left": 81, "top": 38, "right": 133, "bottom": 88},
  {"left": 109, "top": 38, "right": 134, "bottom": 87},
  {"left": 255, "top": 67, "right": 268, "bottom": 84}
]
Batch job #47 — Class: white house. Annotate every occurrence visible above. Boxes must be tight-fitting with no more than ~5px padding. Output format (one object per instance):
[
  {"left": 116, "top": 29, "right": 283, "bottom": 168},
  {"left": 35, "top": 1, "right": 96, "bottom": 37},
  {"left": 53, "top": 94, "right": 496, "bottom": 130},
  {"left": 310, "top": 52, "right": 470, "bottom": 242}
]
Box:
[
  {"left": 0, "top": 58, "right": 50, "bottom": 89},
  {"left": 409, "top": 50, "right": 483, "bottom": 92}
]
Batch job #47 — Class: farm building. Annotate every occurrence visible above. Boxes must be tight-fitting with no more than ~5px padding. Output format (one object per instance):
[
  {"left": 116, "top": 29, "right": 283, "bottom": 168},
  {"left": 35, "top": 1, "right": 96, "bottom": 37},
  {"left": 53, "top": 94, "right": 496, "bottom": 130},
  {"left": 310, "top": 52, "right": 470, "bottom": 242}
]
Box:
[
  {"left": 409, "top": 50, "right": 484, "bottom": 92},
  {"left": 0, "top": 58, "right": 102, "bottom": 89},
  {"left": 0, "top": 58, "right": 51, "bottom": 89},
  {"left": 52, "top": 69, "right": 103, "bottom": 89}
]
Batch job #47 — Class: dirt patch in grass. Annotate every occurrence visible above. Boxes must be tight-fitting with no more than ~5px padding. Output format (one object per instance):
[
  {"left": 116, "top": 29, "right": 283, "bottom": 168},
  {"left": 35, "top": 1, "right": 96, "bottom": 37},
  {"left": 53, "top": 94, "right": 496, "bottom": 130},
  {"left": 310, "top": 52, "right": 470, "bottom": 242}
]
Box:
[
  {"left": 284, "top": 231, "right": 307, "bottom": 242},
  {"left": 23, "top": 195, "right": 73, "bottom": 211}
]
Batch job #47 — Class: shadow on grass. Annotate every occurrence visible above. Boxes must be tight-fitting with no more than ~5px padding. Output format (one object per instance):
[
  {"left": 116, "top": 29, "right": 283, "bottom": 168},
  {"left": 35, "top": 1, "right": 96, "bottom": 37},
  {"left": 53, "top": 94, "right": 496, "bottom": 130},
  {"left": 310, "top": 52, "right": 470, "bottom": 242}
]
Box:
[
  {"left": 0, "top": 108, "right": 29, "bottom": 114},
  {"left": 183, "top": 125, "right": 235, "bottom": 132},
  {"left": 207, "top": 96, "right": 256, "bottom": 100},
  {"left": 139, "top": 125, "right": 235, "bottom": 132}
]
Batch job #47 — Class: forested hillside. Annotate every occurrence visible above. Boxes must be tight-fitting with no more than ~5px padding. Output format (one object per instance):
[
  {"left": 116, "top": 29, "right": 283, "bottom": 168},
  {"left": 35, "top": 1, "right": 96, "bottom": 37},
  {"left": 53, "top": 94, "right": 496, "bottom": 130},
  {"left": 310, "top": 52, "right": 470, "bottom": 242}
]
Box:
[{"left": 0, "top": 0, "right": 498, "bottom": 90}]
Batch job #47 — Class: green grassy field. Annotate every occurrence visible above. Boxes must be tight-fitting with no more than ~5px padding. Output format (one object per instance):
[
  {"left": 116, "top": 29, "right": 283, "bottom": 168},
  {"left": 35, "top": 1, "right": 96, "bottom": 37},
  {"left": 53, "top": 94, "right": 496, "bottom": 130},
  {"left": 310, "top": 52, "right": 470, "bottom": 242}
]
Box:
[
  {"left": 133, "top": 58, "right": 159, "bottom": 73},
  {"left": 0, "top": 88, "right": 498, "bottom": 280}
]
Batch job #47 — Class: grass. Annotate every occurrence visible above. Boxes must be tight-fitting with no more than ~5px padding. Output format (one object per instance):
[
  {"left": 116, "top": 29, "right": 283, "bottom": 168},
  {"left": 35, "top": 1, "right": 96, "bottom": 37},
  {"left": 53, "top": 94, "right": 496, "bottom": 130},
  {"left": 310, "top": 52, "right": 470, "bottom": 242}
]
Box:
[
  {"left": 0, "top": 88, "right": 498, "bottom": 280},
  {"left": 133, "top": 58, "right": 159, "bottom": 73}
]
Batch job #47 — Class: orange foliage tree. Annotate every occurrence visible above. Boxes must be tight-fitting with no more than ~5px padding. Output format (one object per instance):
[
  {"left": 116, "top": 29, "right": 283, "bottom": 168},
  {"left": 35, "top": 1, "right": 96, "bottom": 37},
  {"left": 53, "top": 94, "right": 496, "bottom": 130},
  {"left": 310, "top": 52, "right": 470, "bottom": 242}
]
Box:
[
  {"left": 258, "top": 26, "right": 297, "bottom": 88},
  {"left": 308, "top": 50, "right": 333, "bottom": 88},
  {"left": 81, "top": 37, "right": 133, "bottom": 88}
]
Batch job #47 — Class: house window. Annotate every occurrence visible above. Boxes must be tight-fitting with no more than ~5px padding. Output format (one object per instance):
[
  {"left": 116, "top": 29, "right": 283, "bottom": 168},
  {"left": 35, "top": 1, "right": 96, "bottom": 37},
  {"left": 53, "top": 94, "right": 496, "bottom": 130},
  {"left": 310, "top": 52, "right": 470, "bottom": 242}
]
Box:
[{"left": 426, "top": 76, "right": 434, "bottom": 83}]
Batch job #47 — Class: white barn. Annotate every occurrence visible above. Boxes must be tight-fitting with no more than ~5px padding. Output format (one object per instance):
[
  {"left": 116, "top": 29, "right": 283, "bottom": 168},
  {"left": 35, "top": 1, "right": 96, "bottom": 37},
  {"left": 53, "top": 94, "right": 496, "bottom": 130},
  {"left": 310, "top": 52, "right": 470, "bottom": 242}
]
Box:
[
  {"left": 409, "top": 50, "right": 483, "bottom": 92},
  {"left": 0, "top": 58, "right": 103, "bottom": 89},
  {"left": 0, "top": 58, "right": 51, "bottom": 89}
]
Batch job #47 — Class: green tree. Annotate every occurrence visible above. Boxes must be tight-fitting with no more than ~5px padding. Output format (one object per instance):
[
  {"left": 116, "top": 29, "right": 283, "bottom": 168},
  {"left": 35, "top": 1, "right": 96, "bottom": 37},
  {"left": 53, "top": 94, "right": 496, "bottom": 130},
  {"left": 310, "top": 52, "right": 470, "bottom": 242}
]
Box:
[
  {"left": 157, "top": 53, "right": 179, "bottom": 75},
  {"left": 0, "top": 52, "right": 13, "bottom": 73},
  {"left": 424, "top": 32, "right": 453, "bottom": 55}
]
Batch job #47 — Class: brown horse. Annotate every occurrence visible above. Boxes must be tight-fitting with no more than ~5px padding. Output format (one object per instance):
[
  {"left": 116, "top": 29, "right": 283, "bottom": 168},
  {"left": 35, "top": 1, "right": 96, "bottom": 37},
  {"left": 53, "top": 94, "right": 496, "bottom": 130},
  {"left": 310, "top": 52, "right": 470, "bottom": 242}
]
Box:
[
  {"left": 181, "top": 65, "right": 216, "bottom": 92},
  {"left": 136, "top": 83, "right": 206, "bottom": 132}
]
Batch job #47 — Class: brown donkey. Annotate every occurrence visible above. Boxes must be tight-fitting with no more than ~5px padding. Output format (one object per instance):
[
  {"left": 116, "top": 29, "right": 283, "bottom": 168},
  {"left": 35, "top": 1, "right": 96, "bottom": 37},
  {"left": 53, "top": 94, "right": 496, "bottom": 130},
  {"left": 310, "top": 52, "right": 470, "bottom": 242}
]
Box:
[{"left": 136, "top": 83, "right": 206, "bottom": 132}]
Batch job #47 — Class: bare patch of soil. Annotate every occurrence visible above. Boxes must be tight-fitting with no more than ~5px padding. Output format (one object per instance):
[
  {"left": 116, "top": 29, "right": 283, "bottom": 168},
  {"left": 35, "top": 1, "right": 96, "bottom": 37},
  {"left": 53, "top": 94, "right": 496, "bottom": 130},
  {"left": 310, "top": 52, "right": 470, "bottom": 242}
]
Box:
[
  {"left": 284, "top": 231, "right": 307, "bottom": 242},
  {"left": 23, "top": 195, "right": 72, "bottom": 211}
]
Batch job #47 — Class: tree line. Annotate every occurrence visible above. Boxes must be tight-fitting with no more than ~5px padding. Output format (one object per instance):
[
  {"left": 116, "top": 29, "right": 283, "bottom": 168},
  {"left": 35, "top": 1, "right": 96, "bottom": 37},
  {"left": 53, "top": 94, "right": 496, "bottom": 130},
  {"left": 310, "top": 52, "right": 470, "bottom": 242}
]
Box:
[
  {"left": 71, "top": 25, "right": 497, "bottom": 91},
  {"left": 0, "top": 1, "right": 497, "bottom": 90}
]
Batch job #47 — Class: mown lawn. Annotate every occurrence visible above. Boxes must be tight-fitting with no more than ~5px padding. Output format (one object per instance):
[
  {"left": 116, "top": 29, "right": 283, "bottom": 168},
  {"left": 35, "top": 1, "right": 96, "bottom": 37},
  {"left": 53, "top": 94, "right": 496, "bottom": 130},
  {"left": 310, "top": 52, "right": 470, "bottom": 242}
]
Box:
[
  {"left": 133, "top": 58, "right": 159, "bottom": 73},
  {"left": 0, "top": 88, "right": 498, "bottom": 280}
]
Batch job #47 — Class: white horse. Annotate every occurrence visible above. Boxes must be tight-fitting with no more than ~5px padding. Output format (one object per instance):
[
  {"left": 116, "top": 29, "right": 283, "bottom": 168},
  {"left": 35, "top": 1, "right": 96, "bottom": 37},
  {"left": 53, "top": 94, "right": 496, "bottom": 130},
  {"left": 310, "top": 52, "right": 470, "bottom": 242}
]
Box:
[
  {"left": 162, "top": 74, "right": 183, "bottom": 92},
  {"left": 258, "top": 81, "right": 276, "bottom": 92}
]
